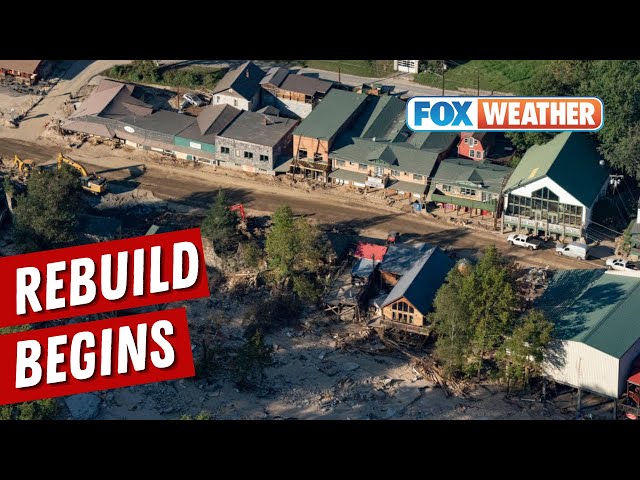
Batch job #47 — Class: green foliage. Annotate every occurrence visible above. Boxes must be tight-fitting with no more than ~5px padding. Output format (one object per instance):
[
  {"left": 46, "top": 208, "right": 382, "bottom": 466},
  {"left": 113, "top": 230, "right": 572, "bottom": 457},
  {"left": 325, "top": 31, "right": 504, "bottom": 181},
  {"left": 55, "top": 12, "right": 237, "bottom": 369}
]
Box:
[
  {"left": 0, "top": 398, "right": 58, "bottom": 420},
  {"left": 3, "top": 176, "right": 14, "bottom": 196},
  {"left": 505, "top": 60, "right": 640, "bottom": 179},
  {"left": 106, "top": 61, "right": 226, "bottom": 90},
  {"left": 180, "top": 410, "right": 213, "bottom": 420},
  {"left": 414, "top": 60, "right": 550, "bottom": 94},
  {"left": 201, "top": 190, "right": 241, "bottom": 257},
  {"left": 431, "top": 245, "right": 520, "bottom": 380},
  {"left": 265, "top": 205, "right": 325, "bottom": 300},
  {"left": 239, "top": 239, "right": 262, "bottom": 269},
  {"left": 619, "top": 225, "right": 634, "bottom": 258},
  {"left": 496, "top": 310, "right": 554, "bottom": 391},
  {"left": 304, "top": 60, "right": 394, "bottom": 78},
  {"left": 13, "top": 164, "right": 84, "bottom": 253},
  {"left": 431, "top": 270, "right": 471, "bottom": 376},
  {"left": 233, "top": 330, "right": 273, "bottom": 389}
]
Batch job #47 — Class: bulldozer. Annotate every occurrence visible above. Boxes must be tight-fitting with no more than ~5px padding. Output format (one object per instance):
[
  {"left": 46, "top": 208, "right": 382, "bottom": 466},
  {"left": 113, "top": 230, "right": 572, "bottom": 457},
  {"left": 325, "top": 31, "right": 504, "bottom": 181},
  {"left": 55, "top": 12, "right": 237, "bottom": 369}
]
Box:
[
  {"left": 57, "top": 153, "right": 108, "bottom": 195},
  {"left": 13, "top": 155, "right": 36, "bottom": 178}
]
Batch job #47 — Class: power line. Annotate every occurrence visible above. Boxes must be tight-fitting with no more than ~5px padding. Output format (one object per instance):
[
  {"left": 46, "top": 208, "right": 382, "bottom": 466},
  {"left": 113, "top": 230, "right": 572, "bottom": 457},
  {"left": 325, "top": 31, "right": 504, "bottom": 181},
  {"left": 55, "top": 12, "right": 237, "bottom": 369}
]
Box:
[{"left": 588, "top": 219, "right": 623, "bottom": 236}]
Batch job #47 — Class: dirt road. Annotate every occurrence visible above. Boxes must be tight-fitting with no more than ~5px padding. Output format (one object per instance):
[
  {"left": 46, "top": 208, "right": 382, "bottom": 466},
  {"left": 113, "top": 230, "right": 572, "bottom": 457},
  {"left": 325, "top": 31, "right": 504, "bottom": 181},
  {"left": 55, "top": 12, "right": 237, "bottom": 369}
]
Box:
[{"left": 0, "top": 138, "right": 607, "bottom": 270}]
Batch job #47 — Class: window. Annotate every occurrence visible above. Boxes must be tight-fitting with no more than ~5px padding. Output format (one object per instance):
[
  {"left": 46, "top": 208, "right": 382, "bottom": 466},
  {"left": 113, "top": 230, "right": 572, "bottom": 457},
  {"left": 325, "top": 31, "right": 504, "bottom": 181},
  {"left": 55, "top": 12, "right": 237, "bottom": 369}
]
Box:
[
  {"left": 413, "top": 174, "right": 423, "bottom": 181},
  {"left": 163, "top": 149, "right": 174, "bottom": 155},
  {"left": 234, "top": 163, "right": 241, "bottom": 167},
  {"left": 476, "top": 151, "right": 483, "bottom": 160},
  {"left": 136, "top": 144, "right": 144, "bottom": 149},
  {"left": 259, "top": 154, "right": 269, "bottom": 162},
  {"left": 359, "top": 164, "right": 368, "bottom": 171},
  {"left": 244, "top": 151, "right": 254, "bottom": 159},
  {"left": 464, "top": 137, "right": 469, "bottom": 144},
  {"left": 298, "top": 149, "right": 307, "bottom": 159},
  {"left": 258, "top": 168, "right": 267, "bottom": 172},
  {"left": 314, "top": 153, "right": 323, "bottom": 161},
  {"left": 216, "top": 96, "right": 220, "bottom": 103},
  {"left": 482, "top": 191, "right": 493, "bottom": 202},
  {"left": 221, "top": 146, "right": 230, "bottom": 155},
  {"left": 469, "top": 150, "right": 475, "bottom": 158},
  {"left": 443, "top": 184, "right": 452, "bottom": 193},
  {"left": 233, "top": 99, "right": 238, "bottom": 107},
  {"left": 235, "top": 149, "right": 240, "bottom": 157},
  {"left": 460, "top": 187, "right": 476, "bottom": 196},
  {"left": 336, "top": 160, "right": 345, "bottom": 167},
  {"left": 391, "top": 169, "right": 399, "bottom": 176}
]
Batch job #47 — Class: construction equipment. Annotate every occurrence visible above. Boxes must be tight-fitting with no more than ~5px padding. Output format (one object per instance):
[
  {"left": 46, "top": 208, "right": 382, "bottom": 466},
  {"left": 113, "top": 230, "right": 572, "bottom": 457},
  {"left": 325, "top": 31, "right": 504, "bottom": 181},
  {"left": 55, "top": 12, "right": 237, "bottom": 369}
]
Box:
[
  {"left": 13, "top": 155, "right": 36, "bottom": 177},
  {"left": 57, "top": 153, "right": 108, "bottom": 195},
  {"left": 229, "top": 203, "right": 246, "bottom": 223},
  {"left": 621, "top": 357, "right": 640, "bottom": 420}
]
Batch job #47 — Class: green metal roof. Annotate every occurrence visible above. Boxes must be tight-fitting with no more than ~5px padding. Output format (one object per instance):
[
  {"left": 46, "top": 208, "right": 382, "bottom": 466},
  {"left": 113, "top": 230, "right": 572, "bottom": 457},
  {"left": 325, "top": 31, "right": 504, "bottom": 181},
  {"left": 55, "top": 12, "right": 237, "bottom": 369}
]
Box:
[
  {"left": 536, "top": 269, "right": 640, "bottom": 358},
  {"left": 431, "top": 157, "right": 513, "bottom": 194},
  {"left": 505, "top": 132, "right": 609, "bottom": 206},
  {"left": 293, "top": 89, "right": 367, "bottom": 140},
  {"left": 407, "top": 131, "right": 458, "bottom": 151},
  {"left": 331, "top": 138, "right": 440, "bottom": 176}
]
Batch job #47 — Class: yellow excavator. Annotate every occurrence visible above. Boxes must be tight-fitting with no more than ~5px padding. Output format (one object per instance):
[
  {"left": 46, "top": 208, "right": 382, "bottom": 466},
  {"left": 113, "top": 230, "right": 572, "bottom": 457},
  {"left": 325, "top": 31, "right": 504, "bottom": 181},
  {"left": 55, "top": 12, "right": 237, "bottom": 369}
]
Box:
[
  {"left": 57, "top": 153, "right": 108, "bottom": 195},
  {"left": 13, "top": 155, "right": 36, "bottom": 177}
]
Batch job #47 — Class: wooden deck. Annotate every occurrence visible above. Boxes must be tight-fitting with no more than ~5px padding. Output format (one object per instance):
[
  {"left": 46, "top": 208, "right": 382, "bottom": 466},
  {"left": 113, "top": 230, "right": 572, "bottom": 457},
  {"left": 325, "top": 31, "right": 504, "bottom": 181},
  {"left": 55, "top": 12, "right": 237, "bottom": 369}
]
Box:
[{"left": 369, "top": 316, "right": 431, "bottom": 336}]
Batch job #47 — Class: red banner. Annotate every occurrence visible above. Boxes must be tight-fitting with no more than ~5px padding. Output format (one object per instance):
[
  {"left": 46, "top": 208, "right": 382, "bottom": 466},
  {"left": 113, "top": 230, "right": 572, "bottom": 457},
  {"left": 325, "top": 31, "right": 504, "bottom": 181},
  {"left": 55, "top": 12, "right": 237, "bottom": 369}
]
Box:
[
  {"left": 0, "top": 308, "right": 195, "bottom": 406},
  {"left": 0, "top": 228, "right": 209, "bottom": 328}
]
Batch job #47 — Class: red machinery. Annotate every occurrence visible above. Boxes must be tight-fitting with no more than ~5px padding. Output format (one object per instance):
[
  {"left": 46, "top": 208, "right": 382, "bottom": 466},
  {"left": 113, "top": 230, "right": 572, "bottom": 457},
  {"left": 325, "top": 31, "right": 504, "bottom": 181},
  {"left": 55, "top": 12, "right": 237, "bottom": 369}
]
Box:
[
  {"left": 229, "top": 204, "right": 246, "bottom": 223},
  {"left": 622, "top": 357, "right": 640, "bottom": 420}
]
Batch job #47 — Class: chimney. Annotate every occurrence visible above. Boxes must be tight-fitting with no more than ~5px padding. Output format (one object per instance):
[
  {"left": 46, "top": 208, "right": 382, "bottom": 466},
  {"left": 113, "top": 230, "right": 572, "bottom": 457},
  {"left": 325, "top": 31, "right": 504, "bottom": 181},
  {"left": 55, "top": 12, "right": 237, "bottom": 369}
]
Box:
[{"left": 246, "top": 70, "right": 250, "bottom": 79}]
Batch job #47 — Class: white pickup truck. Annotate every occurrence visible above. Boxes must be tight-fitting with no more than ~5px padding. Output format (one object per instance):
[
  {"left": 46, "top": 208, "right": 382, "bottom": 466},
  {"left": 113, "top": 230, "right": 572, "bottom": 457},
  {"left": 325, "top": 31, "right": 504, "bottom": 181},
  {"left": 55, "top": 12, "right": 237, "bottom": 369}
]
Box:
[
  {"left": 606, "top": 258, "right": 639, "bottom": 272},
  {"left": 507, "top": 234, "right": 543, "bottom": 250}
]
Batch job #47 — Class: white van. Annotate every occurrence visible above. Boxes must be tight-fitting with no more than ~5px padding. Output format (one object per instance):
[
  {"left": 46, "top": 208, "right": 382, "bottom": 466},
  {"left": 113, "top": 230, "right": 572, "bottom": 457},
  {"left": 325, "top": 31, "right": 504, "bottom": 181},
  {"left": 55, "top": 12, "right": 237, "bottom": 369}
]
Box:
[{"left": 555, "top": 242, "right": 590, "bottom": 260}]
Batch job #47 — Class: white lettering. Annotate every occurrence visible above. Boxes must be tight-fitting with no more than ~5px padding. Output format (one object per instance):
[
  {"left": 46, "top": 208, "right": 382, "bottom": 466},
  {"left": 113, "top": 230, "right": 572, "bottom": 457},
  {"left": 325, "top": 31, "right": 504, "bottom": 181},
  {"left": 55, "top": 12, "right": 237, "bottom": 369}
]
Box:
[{"left": 16, "top": 267, "right": 42, "bottom": 315}]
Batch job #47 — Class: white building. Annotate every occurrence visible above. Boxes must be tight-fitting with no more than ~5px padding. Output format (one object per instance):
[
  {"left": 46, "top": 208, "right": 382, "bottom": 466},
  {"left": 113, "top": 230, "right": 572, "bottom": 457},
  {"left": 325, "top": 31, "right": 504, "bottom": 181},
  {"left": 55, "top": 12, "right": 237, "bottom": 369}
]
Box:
[
  {"left": 502, "top": 132, "right": 610, "bottom": 240},
  {"left": 211, "top": 61, "right": 265, "bottom": 112},
  {"left": 538, "top": 269, "right": 640, "bottom": 398},
  {"left": 393, "top": 60, "right": 420, "bottom": 74}
]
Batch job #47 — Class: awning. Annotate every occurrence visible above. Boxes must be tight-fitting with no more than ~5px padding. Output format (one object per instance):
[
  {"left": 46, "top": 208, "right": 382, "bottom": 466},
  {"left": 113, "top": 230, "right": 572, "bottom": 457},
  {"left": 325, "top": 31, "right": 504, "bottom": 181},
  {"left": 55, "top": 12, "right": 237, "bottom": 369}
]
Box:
[
  {"left": 629, "top": 371, "right": 640, "bottom": 387},
  {"left": 328, "top": 169, "right": 367, "bottom": 183},
  {"left": 273, "top": 158, "right": 294, "bottom": 173},
  {"left": 386, "top": 180, "right": 426, "bottom": 195},
  {"left": 61, "top": 120, "right": 114, "bottom": 138},
  {"left": 430, "top": 193, "right": 497, "bottom": 212}
]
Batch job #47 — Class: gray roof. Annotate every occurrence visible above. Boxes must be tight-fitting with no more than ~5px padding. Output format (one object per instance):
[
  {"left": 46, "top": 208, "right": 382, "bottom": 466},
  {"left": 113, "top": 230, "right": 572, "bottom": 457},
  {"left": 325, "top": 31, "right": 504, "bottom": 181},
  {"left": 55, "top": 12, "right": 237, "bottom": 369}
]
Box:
[
  {"left": 122, "top": 109, "right": 195, "bottom": 136},
  {"left": 212, "top": 61, "right": 265, "bottom": 101},
  {"left": 279, "top": 74, "right": 333, "bottom": 97},
  {"left": 431, "top": 157, "right": 513, "bottom": 194},
  {"left": 352, "top": 257, "right": 375, "bottom": 280},
  {"left": 260, "top": 67, "right": 289, "bottom": 88},
  {"left": 383, "top": 247, "right": 454, "bottom": 314},
  {"left": 219, "top": 111, "right": 298, "bottom": 147},
  {"left": 71, "top": 79, "right": 153, "bottom": 120},
  {"left": 293, "top": 89, "right": 367, "bottom": 140},
  {"left": 0, "top": 60, "right": 42, "bottom": 74},
  {"left": 257, "top": 105, "right": 282, "bottom": 116},
  {"left": 176, "top": 104, "right": 241, "bottom": 144},
  {"left": 380, "top": 243, "right": 433, "bottom": 276}
]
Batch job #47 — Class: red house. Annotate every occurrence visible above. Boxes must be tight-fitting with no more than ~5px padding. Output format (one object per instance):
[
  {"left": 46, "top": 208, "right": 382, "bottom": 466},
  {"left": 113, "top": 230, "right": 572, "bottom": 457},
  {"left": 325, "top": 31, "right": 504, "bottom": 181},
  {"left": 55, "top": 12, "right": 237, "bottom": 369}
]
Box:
[{"left": 458, "top": 132, "right": 496, "bottom": 161}]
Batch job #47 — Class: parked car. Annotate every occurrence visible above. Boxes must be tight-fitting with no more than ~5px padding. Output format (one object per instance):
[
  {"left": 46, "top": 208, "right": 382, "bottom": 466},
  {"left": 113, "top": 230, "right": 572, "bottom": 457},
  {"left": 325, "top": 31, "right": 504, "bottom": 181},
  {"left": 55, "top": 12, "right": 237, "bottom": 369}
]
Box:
[
  {"left": 606, "top": 257, "right": 638, "bottom": 271},
  {"left": 555, "top": 241, "right": 590, "bottom": 260},
  {"left": 183, "top": 93, "right": 205, "bottom": 107},
  {"left": 507, "top": 234, "right": 543, "bottom": 250}
]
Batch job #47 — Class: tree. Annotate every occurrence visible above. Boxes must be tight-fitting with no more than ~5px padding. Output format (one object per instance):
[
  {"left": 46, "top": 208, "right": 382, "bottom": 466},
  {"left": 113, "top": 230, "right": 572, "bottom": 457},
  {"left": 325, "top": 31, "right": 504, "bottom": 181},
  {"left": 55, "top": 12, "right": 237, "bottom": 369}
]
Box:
[
  {"left": 497, "top": 310, "right": 553, "bottom": 393},
  {"left": 13, "top": 164, "right": 84, "bottom": 253},
  {"left": 233, "top": 329, "right": 273, "bottom": 389},
  {"left": 265, "top": 205, "right": 324, "bottom": 300},
  {"left": 0, "top": 398, "right": 58, "bottom": 420},
  {"left": 200, "top": 190, "right": 241, "bottom": 256},
  {"left": 618, "top": 225, "right": 634, "bottom": 258},
  {"left": 462, "top": 245, "right": 519, "bottom": 379},
  {"left": 431, "top": 269, "right": 472, "bottom": 376}
]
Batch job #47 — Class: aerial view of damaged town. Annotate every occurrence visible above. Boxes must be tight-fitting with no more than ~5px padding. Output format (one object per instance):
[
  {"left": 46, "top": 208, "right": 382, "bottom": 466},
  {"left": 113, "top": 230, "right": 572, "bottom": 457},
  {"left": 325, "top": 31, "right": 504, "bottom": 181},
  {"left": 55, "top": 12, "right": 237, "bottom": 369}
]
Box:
[{"left": 1, "top": 59, "right": 639, "bottom": 421}]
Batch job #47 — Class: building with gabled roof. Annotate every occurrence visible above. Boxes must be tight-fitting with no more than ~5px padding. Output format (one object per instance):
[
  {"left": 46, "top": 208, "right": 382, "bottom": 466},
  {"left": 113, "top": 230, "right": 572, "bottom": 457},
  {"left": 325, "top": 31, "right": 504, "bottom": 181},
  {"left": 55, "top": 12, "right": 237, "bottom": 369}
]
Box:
[
  {"left": 537, "top": 269, "right": 640, "bottom": 398},
  {"left": 428, "top": 157, "right": 513, "bottom": 217},
  {"left": 380, "top": 246, "right": 454, "bottom": 334},
  {"left": 260, "top": 67, "right": 333, "bottom": 119},
  {"left": 211, "top": 61, "right": 265, "bottom": 112},
  {"left": 503, "top": 132, "right": 610, "bottom": 240}
]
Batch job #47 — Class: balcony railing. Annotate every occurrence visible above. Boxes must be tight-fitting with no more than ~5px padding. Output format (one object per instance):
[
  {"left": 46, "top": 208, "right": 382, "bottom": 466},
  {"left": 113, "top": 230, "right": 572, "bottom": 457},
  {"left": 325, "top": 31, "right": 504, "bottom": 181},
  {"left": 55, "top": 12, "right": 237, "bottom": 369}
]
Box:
[
  {"left": 503, "top": 215, "right": 582, "bottom": 236},
  {"left": 294, "top": 158, "right": 331, "bottom": 172}
]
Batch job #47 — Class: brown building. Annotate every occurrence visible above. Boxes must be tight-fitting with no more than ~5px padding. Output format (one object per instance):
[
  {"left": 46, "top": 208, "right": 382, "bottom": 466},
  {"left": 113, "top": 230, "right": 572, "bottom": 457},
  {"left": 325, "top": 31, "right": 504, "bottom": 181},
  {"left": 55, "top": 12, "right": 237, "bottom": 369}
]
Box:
[
  {"left": 260, "top": 67, "right": 333, "bottom": 119},
  {"left": 380, "top": 246, "right": 454, "bottom": 334},
  {"left": 0, "top": 60, "right": 51, "bottom": 84},
  {"left": 292, "top": 89, "right": 368, "bottom": 180}
]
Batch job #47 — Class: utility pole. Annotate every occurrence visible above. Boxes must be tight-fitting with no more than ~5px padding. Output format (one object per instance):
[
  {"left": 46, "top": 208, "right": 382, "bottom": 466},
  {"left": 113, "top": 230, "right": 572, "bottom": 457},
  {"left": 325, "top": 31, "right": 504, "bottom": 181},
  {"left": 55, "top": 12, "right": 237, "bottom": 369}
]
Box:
[
  {"left": 496, "top": 174, "right": 509, "bottom": 232},
  {"left": 441, "top": 61, "right": 447, "bottom": 95}
]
